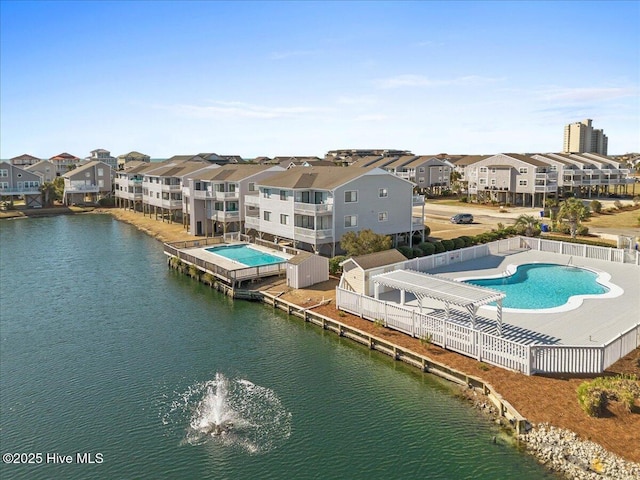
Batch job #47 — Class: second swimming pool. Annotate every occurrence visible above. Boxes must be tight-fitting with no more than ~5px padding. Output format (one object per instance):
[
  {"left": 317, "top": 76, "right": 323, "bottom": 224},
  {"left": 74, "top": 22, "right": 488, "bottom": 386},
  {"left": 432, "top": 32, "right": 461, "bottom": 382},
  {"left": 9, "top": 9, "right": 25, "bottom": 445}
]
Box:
[{"left": 205, "top": 244, "right": 287, "bottom": 267}]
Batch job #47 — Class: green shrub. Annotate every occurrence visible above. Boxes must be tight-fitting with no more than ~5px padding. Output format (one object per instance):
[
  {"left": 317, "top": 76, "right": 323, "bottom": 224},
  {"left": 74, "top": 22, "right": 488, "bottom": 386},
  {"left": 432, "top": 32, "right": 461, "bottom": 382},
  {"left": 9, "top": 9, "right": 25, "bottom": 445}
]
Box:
[
  {"left": 397, "top": 245, "right": 414, "bottom": 258},
  {"left": 432, "top": 241, "right": 445, "bottom": 254},
  {"left": 329, "top": 255, "right": 347, "bottom": 275},
  {"left": 460, "top": 197, "right": 468, "bottom": 203},
  {"left": 459, "top": 235, "right": 474, "bottom": 247},
  {"left": 576, "top": 375, "right": 640, "bottom": 417},
  {"left": 423, "top": 225, "right": 431, "bottom": 237},
  {"left": 590, "top": 200, "right": 602, "bottom": 214},
  {"left": 441, "top": 239, "right": 455, "bottom": 251},
  {"left": 452, "top": 237, "right": 466, "bottom": 249},
  {"left": 577, "top": 225, "right": 589, "bottom": 236},
  {"left": 418, "top": 242, "right": 436, "bottom": 256},
  {"left": 412, "top": 247, "right": 424, "bottom": 258},
  {"left": 613, "top": 200, "right": 623, "bottom": 210}
]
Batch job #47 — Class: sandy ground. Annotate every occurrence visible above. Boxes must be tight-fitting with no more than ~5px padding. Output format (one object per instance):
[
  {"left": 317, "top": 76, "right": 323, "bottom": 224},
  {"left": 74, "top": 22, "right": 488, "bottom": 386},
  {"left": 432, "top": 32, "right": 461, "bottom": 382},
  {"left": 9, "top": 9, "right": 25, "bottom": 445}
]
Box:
[{"left": 22, "top": 206, "right": 638, "bottom": 464}]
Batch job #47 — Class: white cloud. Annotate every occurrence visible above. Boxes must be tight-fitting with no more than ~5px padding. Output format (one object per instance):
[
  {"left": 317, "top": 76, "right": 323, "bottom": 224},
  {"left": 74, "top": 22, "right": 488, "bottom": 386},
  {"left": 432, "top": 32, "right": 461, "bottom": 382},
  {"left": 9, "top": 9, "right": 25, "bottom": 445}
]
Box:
[
  {"left": 374, "top": 74, "right": 504, "bottom": 89},
  {"left": 355, "top": 114, "right": 387, "bottom": 121},
  {"left": 153, "top": 101, "right": 332, "bottom": 119},
  {"left": 537, "top": 86, "right": 638, "bottom": 103}
]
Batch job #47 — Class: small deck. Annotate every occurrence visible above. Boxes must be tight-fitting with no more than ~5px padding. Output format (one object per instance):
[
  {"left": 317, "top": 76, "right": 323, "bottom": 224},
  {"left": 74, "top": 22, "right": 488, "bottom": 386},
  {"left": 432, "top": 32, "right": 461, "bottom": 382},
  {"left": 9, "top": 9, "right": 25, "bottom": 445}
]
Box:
[{"left": 164, "top": 238, "right": 292, "bottom": 287}]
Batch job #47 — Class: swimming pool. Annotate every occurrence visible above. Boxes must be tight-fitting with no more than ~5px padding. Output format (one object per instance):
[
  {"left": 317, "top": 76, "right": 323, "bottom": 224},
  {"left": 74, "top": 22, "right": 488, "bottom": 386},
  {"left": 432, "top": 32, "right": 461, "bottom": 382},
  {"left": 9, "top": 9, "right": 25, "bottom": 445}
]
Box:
[
  {"left": 205, "top": 244, "right": 287, "bottom": 267},
  {"left": 461, "top": 263, "right": 617, "bottom": 311}
]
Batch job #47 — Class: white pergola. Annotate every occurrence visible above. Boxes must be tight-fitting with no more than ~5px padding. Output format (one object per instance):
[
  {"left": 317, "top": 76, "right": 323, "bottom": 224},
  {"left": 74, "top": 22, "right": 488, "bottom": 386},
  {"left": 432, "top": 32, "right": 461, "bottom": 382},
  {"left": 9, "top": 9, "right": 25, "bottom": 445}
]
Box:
[{"left": 372, "top": 269, "right": 507, "bottom": 335}]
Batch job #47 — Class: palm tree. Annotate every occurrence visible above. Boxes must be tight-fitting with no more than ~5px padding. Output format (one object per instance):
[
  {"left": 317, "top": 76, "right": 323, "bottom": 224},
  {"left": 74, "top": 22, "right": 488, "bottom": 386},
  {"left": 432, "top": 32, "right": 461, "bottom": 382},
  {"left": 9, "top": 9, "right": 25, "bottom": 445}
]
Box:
[
  {"left": 557, "top": 198, "right": 589, "bottom": 238},
  {"left": 514, "top": 214, "right": 541, "bottom": 237}
]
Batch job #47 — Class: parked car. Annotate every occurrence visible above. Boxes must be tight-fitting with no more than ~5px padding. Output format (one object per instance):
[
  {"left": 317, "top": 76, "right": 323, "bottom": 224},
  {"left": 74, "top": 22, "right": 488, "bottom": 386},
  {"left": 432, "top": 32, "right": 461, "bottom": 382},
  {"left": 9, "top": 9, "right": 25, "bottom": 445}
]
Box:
[{"left": 450, "top": 213, "right": 474, "bottom": 224}]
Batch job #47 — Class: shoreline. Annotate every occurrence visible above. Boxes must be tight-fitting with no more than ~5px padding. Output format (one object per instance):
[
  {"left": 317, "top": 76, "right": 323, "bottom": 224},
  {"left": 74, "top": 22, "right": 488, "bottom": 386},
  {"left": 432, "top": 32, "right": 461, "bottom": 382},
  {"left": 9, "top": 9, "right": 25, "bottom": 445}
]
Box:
[{"left": 11, "top": 207, "right": 640, "bottom": 478}]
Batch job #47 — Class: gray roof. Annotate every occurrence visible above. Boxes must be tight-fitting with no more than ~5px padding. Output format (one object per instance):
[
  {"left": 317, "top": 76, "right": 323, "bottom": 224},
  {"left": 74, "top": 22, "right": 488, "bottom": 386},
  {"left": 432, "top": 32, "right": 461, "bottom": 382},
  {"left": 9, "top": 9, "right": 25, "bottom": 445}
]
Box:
[
  {"left": 257, "top": 165, "right": 388, "bottom": 190},
  {"left": 346, "top": 249, "right": 408, "bottom": 270},
  {"left": 372, "top": 269, "right": 505, "bottom": 308},
  {"left": 190, "top": 164, "right": 277, "bottom": 182},
  {"left": 287, "top": 251, "right": 314, "bottom": 265}
]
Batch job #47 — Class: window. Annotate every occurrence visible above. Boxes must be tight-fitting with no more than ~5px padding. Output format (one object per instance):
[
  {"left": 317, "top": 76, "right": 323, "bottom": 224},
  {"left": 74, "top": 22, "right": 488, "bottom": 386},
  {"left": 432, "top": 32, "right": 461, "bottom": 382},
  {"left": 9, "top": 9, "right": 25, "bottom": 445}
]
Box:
[
  {"left": 280, "top": 214, "right": 289, "bottom": 225},
  {"left": 0, "top": 169, "right": 8, "bottom": 177},
  {"left": 344, "top": 190, "right": 357, "bottom": 203},
  {"left": 344, "top": 215, "right": 358, "bottom": 228},
  {"left": 248, "top": 182, "right": 256, "bottom": 192},
  {"left": 490, "top": 178, "right": 496, "bottom": 185},
  {"left": 0, "top": 182, "right": 8, "bottom": 189},
  {"left": 418, "top": 177, "right": 425, "bottom": 183},
  {"left": 479, "top": 178, "right": 487, "bottom": 185},
  {"left": 418, "top": 167, "right": 425, "bottom": 173},
  {"left": 280, "top": 190, "right": 288, "bottom": 201},
  {"left": 98, "top": 180, "right": 104, "bottom": 188},
  {"left": 85, "top": 172, "right": 90, "bottom": 178},
  {"left": 263, "top": 188, "right": 271, "bottom": 198},
  {"left": 519, "top": 180, "right": 528, "bottom": 186},
  {"left": 479, "top": 167, "right": 487, "bottom": 173},
  {"left": 214, "top": 202, "right": 223, "bottom": 211},
  {"left": 378, "top": 212, "right": 388, "bottom": 222},
  {"left": 519, "top": 167, "right": 528, "bottom": 174},
  {"left": 97, "top": 168, "right": 104, "bottom": 176},
  {"left": 263, "top": 211, "right": 271, "bottom": 221},
  {"left": 378, "top": 188, "right": 388, "bottom": 198},
  {"left": 490, "top": 168, "right": 496, "bottom": 173}
]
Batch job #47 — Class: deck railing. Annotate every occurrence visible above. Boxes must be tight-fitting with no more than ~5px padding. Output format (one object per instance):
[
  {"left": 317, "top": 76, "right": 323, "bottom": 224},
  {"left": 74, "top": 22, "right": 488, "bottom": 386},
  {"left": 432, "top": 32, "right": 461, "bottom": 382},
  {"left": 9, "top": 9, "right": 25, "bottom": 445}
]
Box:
[{"left": 336, "top": 286, "right": 640, "bottom": 375}]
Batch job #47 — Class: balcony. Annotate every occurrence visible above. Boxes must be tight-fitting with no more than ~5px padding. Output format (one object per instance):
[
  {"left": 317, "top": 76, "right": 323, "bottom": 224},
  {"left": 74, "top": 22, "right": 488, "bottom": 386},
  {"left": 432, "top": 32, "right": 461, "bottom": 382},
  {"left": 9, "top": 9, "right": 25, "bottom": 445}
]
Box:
[
  {"left": 213, "top": 210, "right": 240, "bottom": 222},
  {"left": 192, "top": 189, "right": 214, "bottom": 200},
  {"left": 214, "top": 191, "right": 239, "bottom": 201},
  {"left": 65, "top": 184, "right": 100, "bottom": 193},
  {"left": 244, "top": 195, "right": 260, "bottom": 207},
  {"left": 294, "top": 202, "right": 333, "bottom": 214},
  {"left": 244, "top": 216, "right": 260, "bottom": 228},
  {"left": 534, "top": 185, "right": 558, "bottom": 192},
  {"left": 161, "top": 183, "right": 182, "bottom": 192},
  {"left": 0, "top": 186, "right": 41, "bottom": 195},
  {"left": 412, "top": 216, "right": 424, "bottom": 227},
  {"left": 535, "top": 172, "right": 558, "bottom": 180},
  {"left": 294, "top": 227, "right": 333, "bottom": 242}
]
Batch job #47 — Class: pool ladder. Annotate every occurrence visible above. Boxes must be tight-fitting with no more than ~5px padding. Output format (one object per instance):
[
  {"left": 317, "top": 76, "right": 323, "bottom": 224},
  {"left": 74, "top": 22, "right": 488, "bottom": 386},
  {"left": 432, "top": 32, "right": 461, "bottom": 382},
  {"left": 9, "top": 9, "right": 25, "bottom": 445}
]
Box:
[{"left": 567, "top": 256, "right": 573, "bottom": 266}]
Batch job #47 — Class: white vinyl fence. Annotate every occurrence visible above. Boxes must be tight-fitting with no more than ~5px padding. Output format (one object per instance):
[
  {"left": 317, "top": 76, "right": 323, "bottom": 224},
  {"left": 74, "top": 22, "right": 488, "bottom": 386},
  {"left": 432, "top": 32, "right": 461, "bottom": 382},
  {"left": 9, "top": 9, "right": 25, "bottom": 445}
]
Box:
[
  {"left": 337, "top": 287, "right": 639, "bottom": 375},
  {"left": 336, "top": 235, "right": 639, "bottom": 374}
]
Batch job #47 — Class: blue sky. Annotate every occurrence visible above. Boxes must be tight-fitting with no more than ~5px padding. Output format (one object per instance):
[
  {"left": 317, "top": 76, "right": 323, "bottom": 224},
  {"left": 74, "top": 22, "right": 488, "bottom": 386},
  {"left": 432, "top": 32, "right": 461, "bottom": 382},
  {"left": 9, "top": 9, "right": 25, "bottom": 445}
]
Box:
[{"left": 1, "top": 1, "right": 638, "bottom": 159}]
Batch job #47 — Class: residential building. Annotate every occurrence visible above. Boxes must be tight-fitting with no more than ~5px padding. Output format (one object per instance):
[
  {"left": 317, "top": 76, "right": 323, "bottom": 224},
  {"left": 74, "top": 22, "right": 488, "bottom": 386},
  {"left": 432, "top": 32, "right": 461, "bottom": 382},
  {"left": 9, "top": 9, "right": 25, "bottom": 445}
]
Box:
[
  {"left": 245, "top": 166, "right": 425, "bottom": 257},
  {"left": 88, "top": 149, "right": 117, "bottom": 170},
  {"left": 62, "top": 161, "right": 114, "bottom": 205},
  {"left": 10, "top": 153, "right": 41, "bottom": 167},
  {"left": 459, "top": 153, "right": 558, "bottom": 207},
  {"left": 184, "top": 164, "right": 285, "bottom": 236},
  {"left": 0, "top": 161, "right": 42, "bottom": 207},
  {"left": 26, "top": 160, "right": 57, "bottom": 184},
  {"left": 141, "top": 159, "right": 212, "bottom": 223},
  {"left": 114, "top": 161, "right": 165, "bottom": 212},
  {"left": 116, "top": 151, "right": 151, "bottom": 169},
  {"left": 50, "top": 152, "right": 83, "bottom": 176},
  {"left": 563, "top": 119, "right": 608, "bottom": 155}
]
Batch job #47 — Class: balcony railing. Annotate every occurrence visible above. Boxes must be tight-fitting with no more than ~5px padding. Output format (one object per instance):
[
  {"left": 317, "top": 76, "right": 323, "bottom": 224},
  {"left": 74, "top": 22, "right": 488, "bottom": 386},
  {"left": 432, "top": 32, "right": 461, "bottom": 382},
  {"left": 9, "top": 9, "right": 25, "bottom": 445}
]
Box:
[
  {"left": 65, "top": 184, "right": 100, "bottom": 192},
  {"left": 192, "top": 189, "right": 214, "bottom": 199},
  {"left": 0, "top": 187, "right": 41, "bottom": 195},
  {"left": 534, "top": 185, "right": 558, "bottom": 192},
  {"left": 244, "top": 216, "right": 260, "bottom": 228},
  {"left": 294, "top": 202, "right": 333, "bottom": 214},
  {"left": 213, "top": 210, "right": 240, "bottom": 222},
  {"left": 244, "top": 194, "right": 260, "bottom": 206},
  {"left": 412, "top": 216, "right": 424, "bottom": 227},
  {"left": 214, "top": 191, "right": 239, "bottom": 200},
  {"left": 294, "top": 227, "right": 333, "bottom": 241},
  {"left": 161, "top": 184, "right": 182, "bottom": 192}
]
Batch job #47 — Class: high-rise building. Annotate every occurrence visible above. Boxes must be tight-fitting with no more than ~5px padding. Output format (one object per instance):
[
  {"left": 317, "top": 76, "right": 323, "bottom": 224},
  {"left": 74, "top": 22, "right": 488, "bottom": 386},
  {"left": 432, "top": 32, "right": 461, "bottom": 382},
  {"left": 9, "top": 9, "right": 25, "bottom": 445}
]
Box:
[{"left": 563, "top": 119, "right": 608, "bottom": 155}]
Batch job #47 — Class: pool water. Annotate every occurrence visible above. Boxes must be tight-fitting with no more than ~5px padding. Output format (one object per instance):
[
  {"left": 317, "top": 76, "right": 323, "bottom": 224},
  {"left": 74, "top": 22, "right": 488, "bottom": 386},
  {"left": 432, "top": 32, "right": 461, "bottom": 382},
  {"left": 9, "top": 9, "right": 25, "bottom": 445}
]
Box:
[
  {"left": 463, "top": 263, "right": 609, "bottom": 310},
  {"left": 206, "top": 244, "right": 286, "bottom": 267}
]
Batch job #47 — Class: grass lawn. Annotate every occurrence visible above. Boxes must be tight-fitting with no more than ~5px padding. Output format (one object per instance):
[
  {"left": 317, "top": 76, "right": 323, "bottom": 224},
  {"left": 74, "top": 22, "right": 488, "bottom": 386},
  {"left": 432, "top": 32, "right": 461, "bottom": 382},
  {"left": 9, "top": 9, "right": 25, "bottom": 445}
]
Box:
[{"left": 585, "top": 206, "right": 640, "bottom": 229}]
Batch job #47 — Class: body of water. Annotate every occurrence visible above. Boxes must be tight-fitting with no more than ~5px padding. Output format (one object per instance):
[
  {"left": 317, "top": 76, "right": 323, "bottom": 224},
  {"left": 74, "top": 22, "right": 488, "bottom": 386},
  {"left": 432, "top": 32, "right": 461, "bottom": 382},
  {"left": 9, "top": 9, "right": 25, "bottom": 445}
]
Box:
[{"left": 0, "top": 215, "right": 556, "bottom": 479}]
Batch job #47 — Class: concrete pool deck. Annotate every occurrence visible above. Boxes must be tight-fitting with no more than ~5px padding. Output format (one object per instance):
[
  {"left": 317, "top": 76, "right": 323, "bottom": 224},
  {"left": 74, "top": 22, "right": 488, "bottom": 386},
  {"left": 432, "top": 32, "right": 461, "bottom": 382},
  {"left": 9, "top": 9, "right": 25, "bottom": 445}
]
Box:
[
  {"left": 378, "top": 250, "right": 640, "bottom": 346},
  {"left": 182, "top": 242, "right": 293, "bottom": 271}
]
